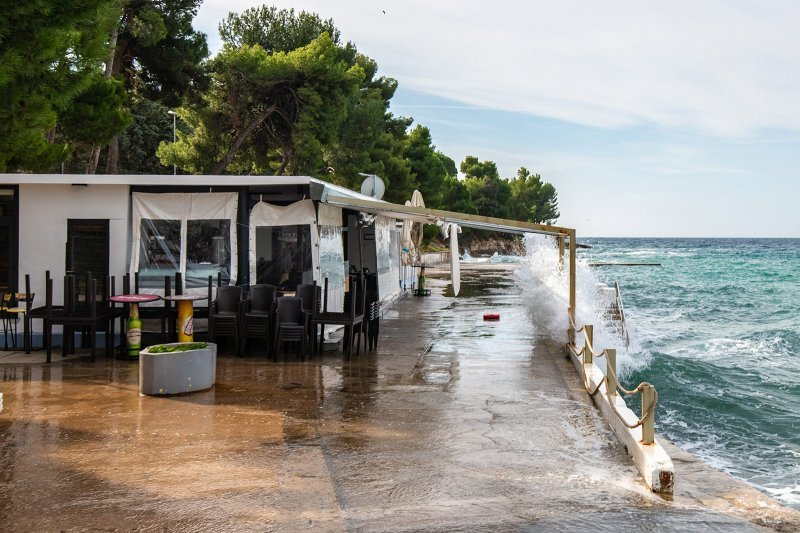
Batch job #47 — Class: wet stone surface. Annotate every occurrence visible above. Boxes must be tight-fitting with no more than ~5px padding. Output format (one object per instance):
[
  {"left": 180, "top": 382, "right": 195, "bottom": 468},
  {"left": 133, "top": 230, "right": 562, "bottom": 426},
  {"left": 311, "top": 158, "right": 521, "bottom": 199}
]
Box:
[{"left": 1, "top": 266, "right": 798, "bottom": 531}]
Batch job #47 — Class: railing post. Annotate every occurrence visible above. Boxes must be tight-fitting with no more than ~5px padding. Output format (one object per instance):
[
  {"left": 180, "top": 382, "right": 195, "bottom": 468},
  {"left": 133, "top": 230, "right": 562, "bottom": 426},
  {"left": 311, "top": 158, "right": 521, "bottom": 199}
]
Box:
[
  {"left": 583, "top": 324, "right": 593, "bottom": 365},
  {"left": 557, "top": 235, "right": 565, "bottom": 267},
  {"left": 641, "top": 384, "right": 655, "bottom": 445},
  {"left": 606, "top": 348, "right": 617, "bottom": 397},
  {"left": 567, "top": 307, "right": 575, "bottom": 356}
]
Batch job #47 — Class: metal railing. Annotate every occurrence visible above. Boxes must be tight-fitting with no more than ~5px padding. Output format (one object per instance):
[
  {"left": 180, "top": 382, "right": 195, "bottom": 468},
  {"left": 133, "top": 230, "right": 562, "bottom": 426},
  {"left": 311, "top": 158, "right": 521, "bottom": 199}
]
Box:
[
  {"left": 613, "top": 281, "right": 630, "bottom": 348},
  {"left": 567, "top": 308, "right": 657, "bottom": 445}
]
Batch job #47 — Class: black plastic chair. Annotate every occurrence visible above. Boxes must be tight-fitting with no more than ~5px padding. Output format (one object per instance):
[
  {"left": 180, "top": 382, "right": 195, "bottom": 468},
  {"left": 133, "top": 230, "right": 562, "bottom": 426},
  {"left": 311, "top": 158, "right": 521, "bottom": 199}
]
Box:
[
  {"left": 274, "top": 296, "right": 306, "bottom": 357},
  {"left": 296, "top": 283, "right": 321, "bottom": 349},
  {"left": 210, "top": 285, "right": 243, "bottom": 355},
  {"left": 242, "top": 284, "right": 276, "bottom": 356}
]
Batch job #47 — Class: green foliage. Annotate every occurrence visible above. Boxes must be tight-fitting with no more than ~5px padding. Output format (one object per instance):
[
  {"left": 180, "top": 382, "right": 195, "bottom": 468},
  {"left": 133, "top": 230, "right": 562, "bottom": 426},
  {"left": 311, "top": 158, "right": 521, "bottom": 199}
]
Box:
[
  {"left": 118, "top": 97, "right": 177, "bottom": 174},
  {"left": 115, "top": 0, "right": 209, "bottom": 107},
  {"left": 60, "top": 75, "right": 132, "bottom": 147},
  {"left": 216, "top": 6, "right": 416, "bottom": 200},
  {"left": 219, "top": 5, "right": 341, "bottom": 53},
  {"left": 461, "top": 156, "right": 512, "bottom": 219},
  {"left": 148, "top": 342, "right": 208, "bottom": 353},
  {"left": 158, "top": 34, "right": 364, "bottom": 175},
  {"left": 404, "top": 125, "right": 450, "bottom": 207},
  {"left": 508, "top": 167, "right": 560, "bottom": 224},
  {"left": 0, "top": 0, "right": 120, "bottom": 171}
]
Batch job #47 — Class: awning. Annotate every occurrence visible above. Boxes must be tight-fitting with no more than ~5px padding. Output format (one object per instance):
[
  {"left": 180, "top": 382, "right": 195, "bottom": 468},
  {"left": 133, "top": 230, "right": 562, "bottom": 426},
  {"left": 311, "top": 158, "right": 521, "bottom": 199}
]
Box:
[{"left": 321, "top": 194, "right": 573, "bottom": 237}]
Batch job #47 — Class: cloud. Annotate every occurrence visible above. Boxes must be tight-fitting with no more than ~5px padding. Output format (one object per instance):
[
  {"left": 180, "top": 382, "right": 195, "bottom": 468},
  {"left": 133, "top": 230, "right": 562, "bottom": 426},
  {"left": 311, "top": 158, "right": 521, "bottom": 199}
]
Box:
[{"left": 196, "top": 1, "right": 800, "bottom": 138}]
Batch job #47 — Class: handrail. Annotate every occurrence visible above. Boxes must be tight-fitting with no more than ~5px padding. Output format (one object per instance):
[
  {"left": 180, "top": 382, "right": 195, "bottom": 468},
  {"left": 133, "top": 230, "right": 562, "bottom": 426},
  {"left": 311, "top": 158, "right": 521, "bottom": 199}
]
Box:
[
  {"left": 613, "top": 281, "right": 630, "bottom": 347},
  {"left": 567, "top": 307, "right": 657, "bottom": 443}
]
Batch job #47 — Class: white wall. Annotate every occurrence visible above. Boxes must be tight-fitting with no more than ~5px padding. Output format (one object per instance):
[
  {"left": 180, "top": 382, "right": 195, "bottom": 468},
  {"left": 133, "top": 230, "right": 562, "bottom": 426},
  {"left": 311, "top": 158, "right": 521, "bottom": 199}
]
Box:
[{"left": 19, "top": 184, "right": 130, "bottom": 308}]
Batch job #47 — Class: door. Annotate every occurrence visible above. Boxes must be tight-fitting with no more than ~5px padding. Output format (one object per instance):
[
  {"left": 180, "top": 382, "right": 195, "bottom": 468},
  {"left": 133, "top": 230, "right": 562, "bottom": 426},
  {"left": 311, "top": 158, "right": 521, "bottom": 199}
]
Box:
[
  {"left": 66, "top": 219, "right": 109, "bottom": 297},
  {"left": 0, "top": 187, "right": 18, "bottom": 294}
]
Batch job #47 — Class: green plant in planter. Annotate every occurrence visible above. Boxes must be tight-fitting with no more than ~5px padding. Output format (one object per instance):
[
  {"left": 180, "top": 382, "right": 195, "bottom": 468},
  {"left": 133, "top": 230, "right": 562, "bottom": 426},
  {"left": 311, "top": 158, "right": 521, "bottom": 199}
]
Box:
[{"left": 147, "top": 342, "right": 208, "bottom": 354}]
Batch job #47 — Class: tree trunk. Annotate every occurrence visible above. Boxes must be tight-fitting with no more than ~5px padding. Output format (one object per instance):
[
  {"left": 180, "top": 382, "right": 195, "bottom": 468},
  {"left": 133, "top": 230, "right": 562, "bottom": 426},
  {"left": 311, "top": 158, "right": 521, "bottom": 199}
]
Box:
[
  {"left": 277, "top": 147, "right": 290, "bottom": 175},
  {"left": 105, "top": 136, "right": 119, "bottom": 174},
  {"left": 210, "top": 105, "right": 276, "bottom": 174},
  {"left": 88, "top": 25, "right": 120, "bottom": 175},
  {"left": 87, "top": 148, "right": 101, "bottom": 174}
]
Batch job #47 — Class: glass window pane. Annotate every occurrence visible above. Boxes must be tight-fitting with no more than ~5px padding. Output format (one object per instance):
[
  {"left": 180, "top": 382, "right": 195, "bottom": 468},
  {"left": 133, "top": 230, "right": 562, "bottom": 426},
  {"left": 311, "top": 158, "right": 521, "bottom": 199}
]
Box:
[
  {"left": 376, "top": 217, "right": 391, "bottom": 274},
  {"left": 138, "top": 219, "right": 180, "bottom": 289},
  {"left": 186, "top": 219, "right": 231, "bottom": 288},
  {"left": 319, "top": 226, "right": 344, "bottom": 310},
  {"left": 255, "top": 225, "right": 312, "bottom": 290}
]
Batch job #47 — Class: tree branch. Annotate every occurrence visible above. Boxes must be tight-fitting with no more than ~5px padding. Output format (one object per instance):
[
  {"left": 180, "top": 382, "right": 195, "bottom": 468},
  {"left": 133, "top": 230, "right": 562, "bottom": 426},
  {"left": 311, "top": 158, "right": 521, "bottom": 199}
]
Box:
[{"left": 210, "top": 104, "right": 277, "bottom": 174}]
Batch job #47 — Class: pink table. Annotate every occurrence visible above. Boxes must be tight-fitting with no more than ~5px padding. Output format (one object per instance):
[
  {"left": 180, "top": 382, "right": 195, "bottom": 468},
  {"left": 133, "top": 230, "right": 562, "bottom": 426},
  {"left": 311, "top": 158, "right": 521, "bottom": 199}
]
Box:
[{"left": 110, "top": 294, "right": 161, "bottom": 357}]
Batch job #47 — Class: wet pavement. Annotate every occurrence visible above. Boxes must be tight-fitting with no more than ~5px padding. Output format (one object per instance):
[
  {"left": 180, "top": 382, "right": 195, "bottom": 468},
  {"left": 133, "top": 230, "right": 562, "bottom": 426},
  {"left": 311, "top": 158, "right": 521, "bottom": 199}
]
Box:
[{"left": 1, "top": 265, "right": 798, "bottom": 531}]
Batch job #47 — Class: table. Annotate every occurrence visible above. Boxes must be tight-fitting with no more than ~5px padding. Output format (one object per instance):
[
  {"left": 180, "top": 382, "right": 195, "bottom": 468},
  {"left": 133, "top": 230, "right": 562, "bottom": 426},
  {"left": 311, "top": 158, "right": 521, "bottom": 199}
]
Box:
[
  {"left": 163, "top": 294, "right": 207, "bottom": 342},
  {"left": 109, "top": 294, "right": 161, "bottom": 358}
]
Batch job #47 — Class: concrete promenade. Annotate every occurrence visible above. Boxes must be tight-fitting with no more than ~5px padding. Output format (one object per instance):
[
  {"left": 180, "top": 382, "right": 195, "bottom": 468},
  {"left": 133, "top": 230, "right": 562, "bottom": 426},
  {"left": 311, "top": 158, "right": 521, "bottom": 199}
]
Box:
[{"left": 0, "top": 265, "right": 798, "bottom": 531}]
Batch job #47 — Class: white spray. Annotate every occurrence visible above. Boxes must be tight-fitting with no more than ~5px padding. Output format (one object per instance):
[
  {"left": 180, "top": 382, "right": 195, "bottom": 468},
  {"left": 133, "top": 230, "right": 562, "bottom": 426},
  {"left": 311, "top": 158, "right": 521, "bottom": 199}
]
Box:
[{"left": 516, "top": 234, "right": 648, "bottom": 375}]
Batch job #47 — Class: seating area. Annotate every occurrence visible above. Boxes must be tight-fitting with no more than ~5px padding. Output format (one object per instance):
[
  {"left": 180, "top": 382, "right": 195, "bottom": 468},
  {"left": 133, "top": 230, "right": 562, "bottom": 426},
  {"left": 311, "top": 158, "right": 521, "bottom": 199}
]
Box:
[{"left": 4, "top": 271, "right": 381, "bottom": 361}]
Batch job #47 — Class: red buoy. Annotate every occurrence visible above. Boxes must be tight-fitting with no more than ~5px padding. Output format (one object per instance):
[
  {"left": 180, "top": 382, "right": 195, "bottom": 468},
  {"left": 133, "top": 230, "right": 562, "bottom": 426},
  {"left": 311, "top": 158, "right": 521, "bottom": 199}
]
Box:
[{"left": 483, "top": 313, "right": 500, "bottom": 321}]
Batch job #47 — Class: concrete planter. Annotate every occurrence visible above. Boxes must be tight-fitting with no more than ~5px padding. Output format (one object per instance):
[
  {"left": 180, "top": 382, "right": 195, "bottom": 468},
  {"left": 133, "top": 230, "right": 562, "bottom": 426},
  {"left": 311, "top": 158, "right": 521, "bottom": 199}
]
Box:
[{"left": 139, "top": 343, "right": 217, "bottom": 396}]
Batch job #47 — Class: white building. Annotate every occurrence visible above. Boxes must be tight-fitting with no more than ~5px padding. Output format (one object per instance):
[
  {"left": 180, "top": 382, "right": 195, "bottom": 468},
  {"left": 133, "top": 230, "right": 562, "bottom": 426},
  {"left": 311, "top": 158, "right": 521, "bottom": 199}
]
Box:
[{"left": 0, "top": 175, "right": 404, "bottom": 328}]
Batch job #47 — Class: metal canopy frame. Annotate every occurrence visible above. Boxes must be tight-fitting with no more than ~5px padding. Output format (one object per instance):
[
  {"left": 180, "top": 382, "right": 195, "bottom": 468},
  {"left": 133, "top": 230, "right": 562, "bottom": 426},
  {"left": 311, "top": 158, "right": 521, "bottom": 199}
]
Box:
[
  {"left": 322, "top": 194, "right": 572, "bottom": 237},
  {"left": 321, "top": 193, "right": 578, "bottom": 329}
]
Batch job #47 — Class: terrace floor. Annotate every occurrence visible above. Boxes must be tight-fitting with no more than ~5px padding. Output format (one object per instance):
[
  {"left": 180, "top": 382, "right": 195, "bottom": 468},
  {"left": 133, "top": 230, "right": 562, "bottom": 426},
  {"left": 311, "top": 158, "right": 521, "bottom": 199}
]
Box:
[{"left": 0, "top": 266, "right": 797, "bottom": 531}]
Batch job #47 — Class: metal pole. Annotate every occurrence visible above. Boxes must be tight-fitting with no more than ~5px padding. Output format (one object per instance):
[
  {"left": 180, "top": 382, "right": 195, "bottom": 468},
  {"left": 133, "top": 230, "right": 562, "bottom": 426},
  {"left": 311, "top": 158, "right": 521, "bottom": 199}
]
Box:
[
  {"left": 584, "top": 324, "right": 593, "bottom": 365},
  {"left": 168, "top": 110, "right": 177, "bottom": 175},
  {"left": 568, "top": 230, "right": 576, "bottom": 350},
  {"left": 606, "top": 349, "right": 617, "bottom": 398},
  {"left": 172, "top": 112, "right": 176, "bottom": 175},
  {"left": 642, "top": 384, "right": 655, "bottom": 445}
]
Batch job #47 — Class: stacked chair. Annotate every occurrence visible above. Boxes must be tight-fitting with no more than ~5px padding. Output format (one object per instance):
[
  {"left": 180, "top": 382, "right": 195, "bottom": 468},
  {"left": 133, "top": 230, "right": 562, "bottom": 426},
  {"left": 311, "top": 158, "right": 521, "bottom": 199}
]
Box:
[
  {"left": 274, "top": 296, "right": 306, "bottom": 357},
  {"left": 242, "top": 284, "right": 276, "bottom": 355},
  {"left": 209, "top": 285, "right": 244, "bottom": 355}
]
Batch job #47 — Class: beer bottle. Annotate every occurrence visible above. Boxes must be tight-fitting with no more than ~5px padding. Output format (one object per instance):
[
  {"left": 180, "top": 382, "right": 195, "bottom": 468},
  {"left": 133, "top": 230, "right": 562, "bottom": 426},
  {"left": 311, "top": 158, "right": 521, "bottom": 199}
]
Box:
[{"left": 127, "top": 304, "right": 142, "bottom": 357}]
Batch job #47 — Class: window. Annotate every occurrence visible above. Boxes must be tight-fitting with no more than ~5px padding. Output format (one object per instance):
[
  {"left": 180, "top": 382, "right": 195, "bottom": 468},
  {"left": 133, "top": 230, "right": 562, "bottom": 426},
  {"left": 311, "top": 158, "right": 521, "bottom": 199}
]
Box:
[
  {"left": 138, "top": 219, "right": 180, "bottom": 289},
  {"left": 255, "top": 225, "right": 312, "bottom": 290},
  {"left": 132, "top": 192, "right": 238, "bottom": 293},
  {"left": 186, "top": 219, "right": 231, "bottom": 288}
]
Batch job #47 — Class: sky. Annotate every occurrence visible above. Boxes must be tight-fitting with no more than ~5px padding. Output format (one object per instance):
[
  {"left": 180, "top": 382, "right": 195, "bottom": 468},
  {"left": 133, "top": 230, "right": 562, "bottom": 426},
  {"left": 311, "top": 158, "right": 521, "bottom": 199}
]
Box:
[{"left": 194, "top": 1, "right": 800, "bottom": 237}]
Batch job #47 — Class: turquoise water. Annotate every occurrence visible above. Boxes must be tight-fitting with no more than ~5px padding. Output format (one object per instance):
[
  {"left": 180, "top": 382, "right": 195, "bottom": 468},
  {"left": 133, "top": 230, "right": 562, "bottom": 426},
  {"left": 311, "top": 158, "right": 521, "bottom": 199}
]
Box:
[{"left": 579, "top": 238, "right": 799, "bottom": 508}]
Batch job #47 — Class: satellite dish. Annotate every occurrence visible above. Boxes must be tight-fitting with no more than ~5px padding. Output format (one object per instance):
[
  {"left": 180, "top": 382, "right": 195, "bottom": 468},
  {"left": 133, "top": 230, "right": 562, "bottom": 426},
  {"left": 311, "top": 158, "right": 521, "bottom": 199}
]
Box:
[{"left": 359, "top": 173, "right": 386, "bottom": 199}]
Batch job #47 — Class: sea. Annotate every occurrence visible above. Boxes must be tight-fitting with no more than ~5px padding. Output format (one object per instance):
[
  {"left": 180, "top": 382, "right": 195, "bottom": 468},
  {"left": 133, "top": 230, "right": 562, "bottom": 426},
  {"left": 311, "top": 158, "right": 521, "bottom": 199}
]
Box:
[{"left": 506, "top": 237, "right": 799, "bottom": 509}]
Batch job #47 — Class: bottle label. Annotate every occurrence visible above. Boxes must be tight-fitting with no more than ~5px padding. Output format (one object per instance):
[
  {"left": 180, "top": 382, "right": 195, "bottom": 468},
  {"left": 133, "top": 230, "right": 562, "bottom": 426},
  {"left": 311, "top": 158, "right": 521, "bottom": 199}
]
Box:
[
  {"left": 127, "top": 328, "right": 141, "bottom": 349},
  {"left": 182, "top": 317, "right": 193, "bottom": 337}
]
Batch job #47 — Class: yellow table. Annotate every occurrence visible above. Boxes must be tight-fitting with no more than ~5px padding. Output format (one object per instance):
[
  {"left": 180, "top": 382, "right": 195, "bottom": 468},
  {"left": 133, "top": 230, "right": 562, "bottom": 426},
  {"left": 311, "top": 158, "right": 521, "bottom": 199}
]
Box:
[{"left": 163, "top": 294, "right": 207, "bottom": 342}]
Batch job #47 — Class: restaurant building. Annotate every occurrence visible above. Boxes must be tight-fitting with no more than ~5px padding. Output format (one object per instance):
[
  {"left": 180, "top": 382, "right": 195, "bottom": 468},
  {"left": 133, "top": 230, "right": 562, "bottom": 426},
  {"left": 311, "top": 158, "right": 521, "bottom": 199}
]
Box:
[{"left": 0, "top": 175, "right": 405, "bottom": 325}]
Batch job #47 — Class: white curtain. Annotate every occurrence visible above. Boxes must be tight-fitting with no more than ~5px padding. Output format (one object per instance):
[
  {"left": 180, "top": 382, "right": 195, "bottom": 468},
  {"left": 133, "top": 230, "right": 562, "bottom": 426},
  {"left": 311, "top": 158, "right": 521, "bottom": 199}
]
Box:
[
  {"left": 131, "top": 192, "right": 238, "bottom": 297},
  {"left": 248, "top": 199, "right": 319, "bottom": 284}
]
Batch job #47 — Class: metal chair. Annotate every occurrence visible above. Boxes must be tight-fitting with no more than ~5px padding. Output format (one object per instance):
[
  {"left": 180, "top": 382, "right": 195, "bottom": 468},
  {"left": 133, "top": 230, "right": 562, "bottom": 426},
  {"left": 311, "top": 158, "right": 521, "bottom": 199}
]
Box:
[
  {"left": 242, "top": 284, "right": 276, "bottom": 356},
  {"left": 1, "top": 292, "right": 13, "bottom": 349},
  {"left": 134, "top": 272, "right": 170, "bottom": 343},
  {"left": 365, "top": 291, "right": 380, "bottom": 351},
  {"left": 311, "top": 276, "right": 366, "bottom": 357},
  {"left": 44, "top": 276, "right": 110, "bottom": 363},
  {"left": 274, "top": 296, "right": 306, "bottom": 357},
  {"left": 209, "top": 285, "right": 243, "bottom": 355}
]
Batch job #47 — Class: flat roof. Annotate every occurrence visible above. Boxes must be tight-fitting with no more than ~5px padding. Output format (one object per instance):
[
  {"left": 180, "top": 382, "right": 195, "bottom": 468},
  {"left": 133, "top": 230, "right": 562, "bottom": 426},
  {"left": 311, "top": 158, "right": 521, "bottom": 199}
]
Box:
[
  {"left": 1, "top": 173, "right": 575, "bottom": 236},
  {"left": 0, "top": 174, "right": 314, "bottom": 186}
]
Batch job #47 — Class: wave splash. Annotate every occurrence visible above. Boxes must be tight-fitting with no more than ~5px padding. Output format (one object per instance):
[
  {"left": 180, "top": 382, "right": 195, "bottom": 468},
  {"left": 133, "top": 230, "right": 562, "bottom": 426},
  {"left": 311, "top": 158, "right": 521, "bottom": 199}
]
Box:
[{"left": 515, "top": 234, "right": 648, "bottom": 375}]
